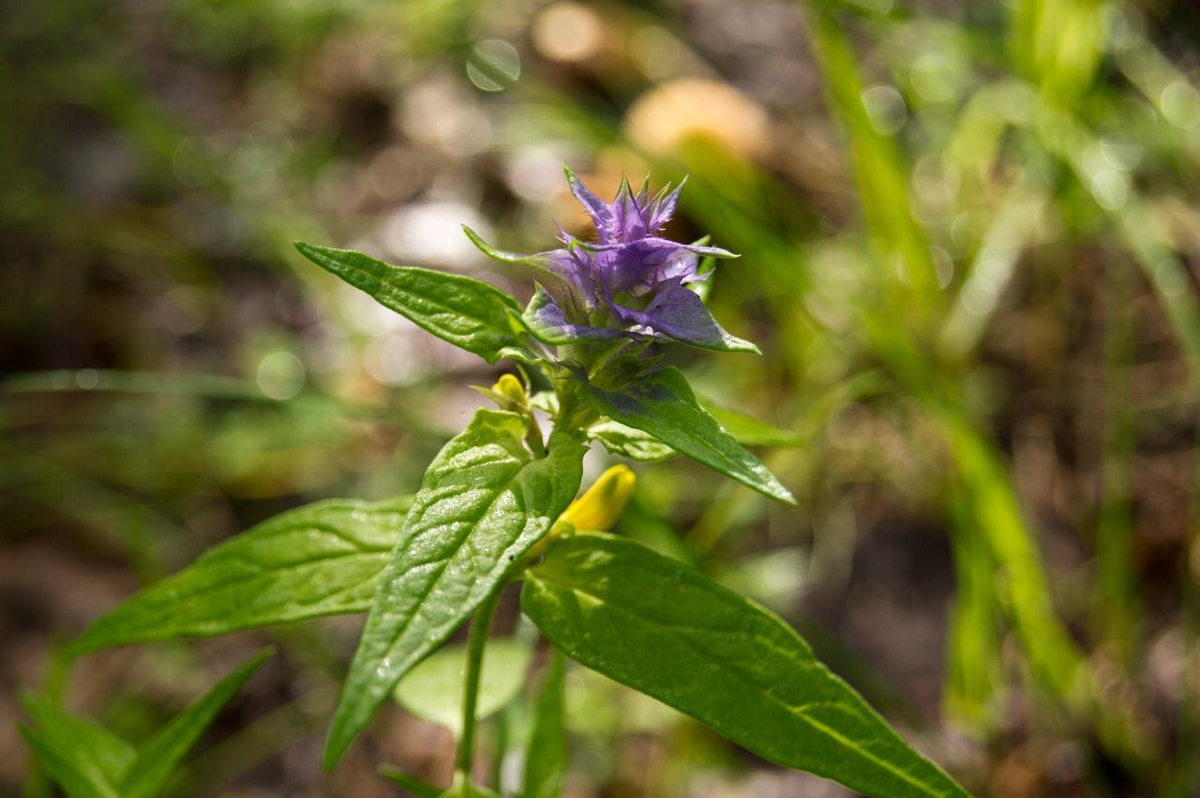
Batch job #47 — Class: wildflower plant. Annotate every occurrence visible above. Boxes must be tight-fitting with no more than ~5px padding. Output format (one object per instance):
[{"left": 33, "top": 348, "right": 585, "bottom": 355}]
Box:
[{"left": 53, "top": 169, "right": 971, "bottom": 797}]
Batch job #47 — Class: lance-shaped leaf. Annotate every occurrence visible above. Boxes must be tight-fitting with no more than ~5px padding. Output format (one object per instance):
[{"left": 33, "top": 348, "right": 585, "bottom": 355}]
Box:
[
  {"left": 120, "top": 650, "right": 271, "bottom": 798},
  {"left": 71, "top": 498, "right": 412, "bottom": 655},
  {"left": 575, "top": 367, "right": 794, "bottom": 504},
  {"left": 323, "top": 410, "right": 586, "bottom": 768},
  {"left": 295, "top": 242, "right": 528, "bottom": 364},
  {"left": 522, "top": 533, "right": 971, "bottom": 798}
]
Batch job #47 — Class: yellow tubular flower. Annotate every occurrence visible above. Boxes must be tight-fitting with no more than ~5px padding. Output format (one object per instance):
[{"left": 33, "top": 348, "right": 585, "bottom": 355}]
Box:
[
  {"left": 492, "top": 374, "right": 528, "bottom": 408},
  {"left": 558, "top": 464, "right": 637, "bottom": 532}
]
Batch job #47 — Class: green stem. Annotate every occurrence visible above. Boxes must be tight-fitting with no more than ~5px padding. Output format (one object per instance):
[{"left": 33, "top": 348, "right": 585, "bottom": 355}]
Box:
[{"left": 456, "top": 588, "right": 502, "bottom": 782}]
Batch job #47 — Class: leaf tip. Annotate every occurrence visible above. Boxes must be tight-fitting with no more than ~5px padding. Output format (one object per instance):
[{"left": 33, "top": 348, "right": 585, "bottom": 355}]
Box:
[
  {"left": 244, "top": 646, "right": 275, "bottom": 672},
  {"left": 321, "top": 730, "right": 349, "bottom": 772},
  {"left": 461, "top": 225, "right": 488, "bottom": 250},
  {"left": 770, "top": 482, "right": 797, "bottom": 505}
]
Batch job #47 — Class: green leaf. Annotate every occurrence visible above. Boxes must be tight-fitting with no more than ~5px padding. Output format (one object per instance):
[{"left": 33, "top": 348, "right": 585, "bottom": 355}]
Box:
[
  {"left": 589, "top": 406, "right": 800, "bottom": 462},
  {"left": 18, "top": 724, "right": 121, "bottom": 798},
  {"left": 71, "top": 498, "right": 412, "bottom": 654},
  {"left": 575, "top": 367, "right": 794, "bottom": 504},
  {"left": 294, "top": 242, "right": 528, "bottom": 364},
  {"left": 120, "top": 650, "right": 272, "bottom": 798},
  {"left": 323, "top": 410, "right": 586, "bottom": 768},
  {"left": 522, "top": 533, "right": 971, "bottom": 798},
  {"left": 19, "top": 694, "right": 136, "bottom": 798},
  {"left": 586, "top": 419, "right": 675, "bottom": 462},
  {"left": 19, "top": 654, "right": 268, "bottom": 798},
  {"left": 442, "top": 774, "right": 503, "bottom": 798},
  {"left": 379, "top": 765, "right": 442, "bottom": 797},
  {"left": 394, "top": 639, "right": 532, "bottom": 734},
  {"left": 523, "top": 649, "right": 568, "bottom": 798}
]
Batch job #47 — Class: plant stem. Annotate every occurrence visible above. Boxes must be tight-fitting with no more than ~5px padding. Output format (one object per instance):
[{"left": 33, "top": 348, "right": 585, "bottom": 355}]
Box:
[{"left": 456, "top": 588, "right": 502, "bottom": 782}]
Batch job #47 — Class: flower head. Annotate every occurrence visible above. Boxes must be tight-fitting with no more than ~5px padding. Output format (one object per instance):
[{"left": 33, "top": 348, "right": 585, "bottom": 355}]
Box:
[{"left": 468, "top": 167, "right": 757, "bottom": 354}]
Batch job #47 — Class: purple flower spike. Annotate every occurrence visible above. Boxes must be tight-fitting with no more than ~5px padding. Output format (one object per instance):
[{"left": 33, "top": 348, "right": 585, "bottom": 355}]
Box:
[{"left": 468, "top": 166, "right": 756, "bottom": 354}]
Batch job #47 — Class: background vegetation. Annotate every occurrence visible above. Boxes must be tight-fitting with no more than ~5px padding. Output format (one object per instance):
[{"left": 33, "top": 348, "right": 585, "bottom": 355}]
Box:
[{"left": 3, "top": 0, "right": 1199, "bottom": 795}]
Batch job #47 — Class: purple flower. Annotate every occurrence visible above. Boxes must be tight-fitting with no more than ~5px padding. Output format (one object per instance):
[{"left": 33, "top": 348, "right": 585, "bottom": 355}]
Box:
[{"left": 467, "top": 166, "right": 757, "bottom": 354}]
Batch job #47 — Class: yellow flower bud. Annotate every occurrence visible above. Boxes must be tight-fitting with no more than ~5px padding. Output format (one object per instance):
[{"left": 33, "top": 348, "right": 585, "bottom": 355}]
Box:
[
  {"left": 558, "top": 465, "right": 637, "bottom": 532},
  {"left": 492, "top": 373, "right": 528, "bottom": 408}
]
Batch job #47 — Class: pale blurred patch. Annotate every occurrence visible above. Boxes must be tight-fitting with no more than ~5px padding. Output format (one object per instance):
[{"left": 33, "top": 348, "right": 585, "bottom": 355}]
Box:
[
  {"left": 532, "top": 2, "right": 604, "bottom": 64},
  {"left": 623, "top": 78, "right": 771, "bottom": 161}
]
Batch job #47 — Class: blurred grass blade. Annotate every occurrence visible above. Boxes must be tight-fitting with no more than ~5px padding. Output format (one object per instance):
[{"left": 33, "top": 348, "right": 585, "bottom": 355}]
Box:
[
  {"left": 120, "top": 650, "right": 272, "bottom": 798},
  {"left": 700, "top": 401, "right": 805, "bottom": 447},
  {"left": 943, "top": 486, "right": 1002, "bottom": 728},
  {"left": 939, "top": 180, "right": 1048, "bottom": 360},
  {"left": 1116, "top": 30, "right": 1200, "bottom": 144},
  {"left": 2, "top": 369, "right": 446, "bottom": 435},
  {"left": 323, "top": 413, "right": 585, "bottom": 769},
  {"left": 806, "top": 6, "right": 939, "bottom": 312},
  {"left": 18, "top": 725, "right": 121, "bottom": 798},
  {"left": 18, "top": 694, "right": 136, "bottom": 798},
  {"left": 1029, "top": 103, "right": 1200, "bottom": 378},
  {"left": 1009, "top": 0, "right": 1105, "bottom": 101},
  {"left": 523, "top": 649, "right": 568, "bottom": 798},
  {"left": 523, "top": 532, "right": 972, "bottom": 798},
  {"left": 71, "top": 498, "right": 413, "bottom": 655},
  {"left": 939, "top": 413, "right": 1084, "bottom": 699}
]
